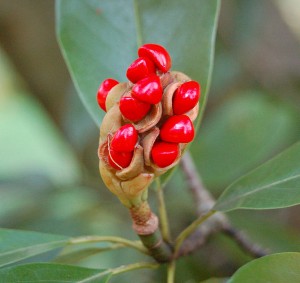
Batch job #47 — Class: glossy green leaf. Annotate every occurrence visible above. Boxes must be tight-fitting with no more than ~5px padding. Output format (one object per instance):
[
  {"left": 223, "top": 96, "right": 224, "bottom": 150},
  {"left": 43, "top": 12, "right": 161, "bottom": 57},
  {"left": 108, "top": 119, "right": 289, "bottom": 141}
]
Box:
[
  {"left": 228, "top": 253, "right": 300, "bottom": 283},
  {"left": 0, "top": 263, "right": 111, "bottom": 283},
  {"left": 0, "top": 229, "right": 69, "bottom": 267},
  {"left": 214, "top": 141, "right": 300, "bottom": 212},
  {"left": 56, "top": 0, "right": 220, "bottom": 128},
  {"left": 191, "top": 91, "right": 299, "bottom": 192}
]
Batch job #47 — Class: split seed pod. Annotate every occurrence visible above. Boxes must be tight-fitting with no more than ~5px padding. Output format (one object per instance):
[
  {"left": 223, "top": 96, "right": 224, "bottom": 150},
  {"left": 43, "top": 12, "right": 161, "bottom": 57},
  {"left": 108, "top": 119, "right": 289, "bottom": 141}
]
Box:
[{"left": 98, "top": 71, "right": 200, "bottom": 207}]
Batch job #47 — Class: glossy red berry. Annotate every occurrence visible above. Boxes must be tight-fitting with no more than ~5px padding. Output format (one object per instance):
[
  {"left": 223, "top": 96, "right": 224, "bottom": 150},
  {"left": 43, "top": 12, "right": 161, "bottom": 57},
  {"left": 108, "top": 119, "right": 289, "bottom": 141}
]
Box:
[
  {"left": 173, "top": 81, "right": 200, "bottom": 115},
  {"left": 119, "top": 96, "right": 151, "bottom": 122},
  {"left": 126, "top": 57, "right": 156, "bottom": 83},
  {"left": 110, "top": 124, "right": 138, "bottom": 152},
  {"left": 97, "top": 78, "right": 119, "bottom": 111},
  {"left": 160, "top": 115, "right": 194, "bottom": 143},
  {"left": 132, "top": 75, "right": 163, "bottom": 104},
  {"left": 151, "top": 141, "right": 179, "bottom": 168},
  {"left": 138, "top": 43, "right": 172, "bottom": 73},
  {"left": 108, "top": 149, "right": 133, "bottom": 170}
]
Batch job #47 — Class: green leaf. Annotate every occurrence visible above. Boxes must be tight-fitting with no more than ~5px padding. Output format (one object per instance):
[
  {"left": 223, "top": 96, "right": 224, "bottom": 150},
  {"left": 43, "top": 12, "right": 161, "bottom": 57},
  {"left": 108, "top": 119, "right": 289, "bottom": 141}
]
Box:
[
  {"left": 191, "top": 91, "right": 299, "bottom": 192},
  {"left": 228, "top": 253, "right": 300, "bottom": 283},
  {"left": 0, "top": 50, "right": 81, "bottom": 186},
  {"left": 56, "top": 0, "right": 220, "bottom": 128},
  {"left": 214, "top": 141, "right": 300, "bottom": 212},
  {"left": 229, "top": 210, "right": 300, "bottom": 254},
  {"left": 200, "top": 278, "right": 229, "bottom": 283},
  {"left": 0, "top": 229, "right": 69, "bottom": 267},
  {"left": 55, "top": 247, "right": 111, "bottom": 264},
  {"left": 0, "top": 263, "right": 111, "bottom": 283}
]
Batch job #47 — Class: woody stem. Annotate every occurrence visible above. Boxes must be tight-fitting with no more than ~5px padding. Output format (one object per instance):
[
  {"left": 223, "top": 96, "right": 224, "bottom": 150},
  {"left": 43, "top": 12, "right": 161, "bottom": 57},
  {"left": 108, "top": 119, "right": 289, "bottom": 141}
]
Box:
[{"left": 129, "top": 201, "right": 173, "bottom": 263}]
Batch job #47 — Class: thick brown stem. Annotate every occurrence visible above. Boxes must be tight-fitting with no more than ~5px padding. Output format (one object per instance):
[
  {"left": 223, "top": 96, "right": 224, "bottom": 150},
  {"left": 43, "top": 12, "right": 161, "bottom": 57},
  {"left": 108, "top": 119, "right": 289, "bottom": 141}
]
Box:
[
  {"left": 129, "top": 201, "right": 173, "bottom": 263},
  {"left": 130, "top": 201, "right": 152, "bottom": 227},
  {"left": 138, "top": 230, "right": 173, "bottom": 263}
]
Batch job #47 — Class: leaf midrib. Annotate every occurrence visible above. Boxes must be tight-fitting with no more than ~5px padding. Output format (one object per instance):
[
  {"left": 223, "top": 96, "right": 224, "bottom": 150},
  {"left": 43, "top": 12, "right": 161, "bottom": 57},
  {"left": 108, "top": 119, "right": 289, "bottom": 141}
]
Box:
[
  {"left": 0, "top": 239, "right": 68, "bottom": 267},
  {"left": 218, "top": 173, "right": 300, "bottom": 210},
  {"left": 133, "top": 0, "right": 143, "bottom": 47}
]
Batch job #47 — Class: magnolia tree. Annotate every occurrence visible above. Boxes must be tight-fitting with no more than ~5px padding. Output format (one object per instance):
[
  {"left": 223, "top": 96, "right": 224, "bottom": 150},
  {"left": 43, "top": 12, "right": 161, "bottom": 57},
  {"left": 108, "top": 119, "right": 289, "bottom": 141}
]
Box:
[{"left": 1, "top": 1, "right": 300, "bottom": 282}]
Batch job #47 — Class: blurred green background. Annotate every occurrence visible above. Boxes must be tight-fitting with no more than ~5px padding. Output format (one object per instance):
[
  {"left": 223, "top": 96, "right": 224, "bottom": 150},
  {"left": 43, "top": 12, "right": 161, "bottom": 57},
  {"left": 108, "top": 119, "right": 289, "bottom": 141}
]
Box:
[{"left": 1, "top": 1, "right": 300, "bottom": 282}]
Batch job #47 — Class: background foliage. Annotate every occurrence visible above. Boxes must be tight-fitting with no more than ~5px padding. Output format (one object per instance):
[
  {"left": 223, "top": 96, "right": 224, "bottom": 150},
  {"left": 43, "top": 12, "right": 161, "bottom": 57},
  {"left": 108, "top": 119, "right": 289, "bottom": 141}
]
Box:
[{"left": 1, "top": 0, "right": 300, "bottom": 282}]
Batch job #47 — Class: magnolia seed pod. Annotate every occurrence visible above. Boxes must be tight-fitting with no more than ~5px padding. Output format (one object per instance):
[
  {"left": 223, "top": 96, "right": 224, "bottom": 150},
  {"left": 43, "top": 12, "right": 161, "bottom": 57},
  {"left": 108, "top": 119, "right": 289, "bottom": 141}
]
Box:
[{"left": 98, "top": 71, "right": 199, "bottom": 208}]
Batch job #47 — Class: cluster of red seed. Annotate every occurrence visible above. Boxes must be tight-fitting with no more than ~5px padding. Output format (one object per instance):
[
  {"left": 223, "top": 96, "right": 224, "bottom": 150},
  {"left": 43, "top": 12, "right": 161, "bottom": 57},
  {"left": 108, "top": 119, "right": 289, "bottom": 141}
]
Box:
[{"left": 97, "top": 43, "right": 200, "bottom": 169}]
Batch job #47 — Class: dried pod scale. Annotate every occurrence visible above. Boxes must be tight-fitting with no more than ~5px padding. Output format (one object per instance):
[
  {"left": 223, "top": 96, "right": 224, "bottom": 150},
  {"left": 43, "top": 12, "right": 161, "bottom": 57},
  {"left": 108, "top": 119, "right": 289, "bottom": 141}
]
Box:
[{"left": 97, "top": 43, "right": 201, "bottom": 262}]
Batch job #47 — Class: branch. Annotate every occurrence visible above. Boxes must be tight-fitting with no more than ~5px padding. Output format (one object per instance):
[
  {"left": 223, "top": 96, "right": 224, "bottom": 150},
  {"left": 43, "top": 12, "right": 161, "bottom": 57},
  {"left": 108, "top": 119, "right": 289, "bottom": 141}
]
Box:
[
  {"left": 180, "top": 151, "right": 220, "bottom": 214},
  {"left": 174, "top": 210, "right": 216, "bottom": 256},
  {"left": 222, "top": 226, "right": 268, "bottom": 258},
  {"left": 129, "top": 201, "right": 173, "bottom": 263},
  {"left": 178, "top": 151, "right": 228, "bottom": 256},
  {"left": 179, "top": 151, "right": 267, "bottom": 258}
]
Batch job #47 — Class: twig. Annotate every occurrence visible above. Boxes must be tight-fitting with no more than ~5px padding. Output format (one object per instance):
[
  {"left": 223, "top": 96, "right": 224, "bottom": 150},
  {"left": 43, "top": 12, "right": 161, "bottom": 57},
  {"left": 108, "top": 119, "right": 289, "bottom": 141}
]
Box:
[
  {"left": 222, "top": 226, "right": 268, "bottom": 258},
  {"left": 156, "top": 178, "right": 171, "bottom": 242},
  {"left": 69, "top": 235, "right": 148, "bottom": 254},
  {"left": 129, "top": 201, "right": 173, "bottom": 262},
  {"left": 55, "top": 244, "right": 125, "bottom": 263},
  {"left": 174, "top": 210, "right": 216, "bottom": 256},
  {"left": 138, "top": 229, "right": 173, "bottom": 263},
  {"left": 180, "top": 151, "right": 219, "bottom": 214},
  {"left": 167, "top": 261, "right": 176, "bottom": 283},
  {"left": 178, "top": 151, "right": 228, "bottom": 256},
  {"left": 179, "top": 151, "right": 267, "bottom": 258}
]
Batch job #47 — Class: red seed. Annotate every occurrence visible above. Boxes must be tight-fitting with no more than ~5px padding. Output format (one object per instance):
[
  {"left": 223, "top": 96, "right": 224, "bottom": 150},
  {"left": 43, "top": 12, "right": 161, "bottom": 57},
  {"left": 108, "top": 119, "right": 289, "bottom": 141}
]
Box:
[
  {"left": 110, "top": 124, "right": 138, "bottom": 152},
  {"left": 126, "top": 57, "right": 156, "bottom": 83},
  {"left": 151, "top": 141, "right": 179, "bottom": 168},
  {"left": 108, "top": 149, "right": 133, "bottom": 170},
  {"left": 138, "top": 43, "right": 172, "bottom": 73},
  {"left": 97, "top": 78, "right": 119, "bottom": 111},
  {"left": 132, "top": 75, "right": 163, "bottom": 104},
  {"left": 173, "top": 81, "right": 200, "bottom": 115},
  {"left": 119, "top": 96, "right": 151, "bottom": 122},
  {"left": 160, "top": 115, "right": 194, "bottom": 143}
]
